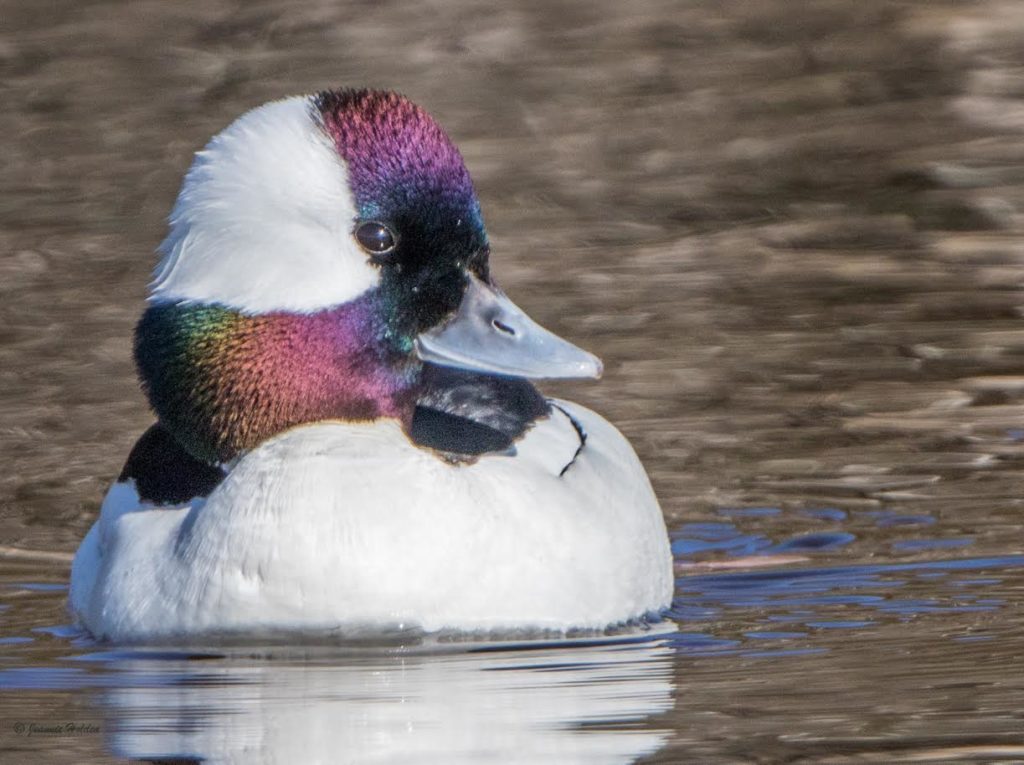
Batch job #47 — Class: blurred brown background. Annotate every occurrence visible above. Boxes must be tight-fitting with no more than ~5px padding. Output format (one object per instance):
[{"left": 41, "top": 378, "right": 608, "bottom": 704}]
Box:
[{"left": 4, "top": 0, "right": 1024, "bottom": 558}]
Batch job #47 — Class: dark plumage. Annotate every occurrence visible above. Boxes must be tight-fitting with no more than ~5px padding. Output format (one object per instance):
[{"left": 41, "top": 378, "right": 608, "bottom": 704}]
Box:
[
  {"left": 412, "top": 365, "right": 550, "bottom": 456},
  {"left": 119, "top": 423, "right": 225, "bottom": 505}
]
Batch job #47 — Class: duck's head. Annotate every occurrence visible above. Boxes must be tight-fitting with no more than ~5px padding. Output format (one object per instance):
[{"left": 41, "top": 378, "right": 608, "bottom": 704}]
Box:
[{"left": 136, "top": 89, "right": 600, "bottom": 463}]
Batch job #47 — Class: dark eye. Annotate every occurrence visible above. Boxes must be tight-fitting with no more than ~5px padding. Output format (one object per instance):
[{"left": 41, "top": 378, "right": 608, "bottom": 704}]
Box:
[{"left": 354, "top": 221, "right": 397, "bottom": 259}]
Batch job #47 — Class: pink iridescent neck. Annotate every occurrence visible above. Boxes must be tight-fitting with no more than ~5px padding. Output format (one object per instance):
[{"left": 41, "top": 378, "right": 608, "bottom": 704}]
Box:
[{"left": 135, "top": 294, "right": 421, "bottom": 463}]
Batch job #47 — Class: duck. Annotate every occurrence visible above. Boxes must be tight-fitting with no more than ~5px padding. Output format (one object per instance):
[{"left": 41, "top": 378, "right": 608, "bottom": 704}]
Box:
[{"left": 69, "top": 89, "right": 673, "bottom": 643}]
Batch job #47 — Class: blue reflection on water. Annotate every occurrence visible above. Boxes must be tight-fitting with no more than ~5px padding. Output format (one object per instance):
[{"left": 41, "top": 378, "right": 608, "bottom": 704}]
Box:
[
  {"left": 671, "top": 519, "right": 783, "bottom": 558},
  {"left": 670, "top": 504, "right": 1021, "bottom": 658},
  {"left": 768, "top": 531, "right": 856, "bottom": 553},
  {"left": 670, "top": 553, "right": 1024, "bottom": 655},
  {"left": 866, "top": 511, "right": 936, "bottom": 527}
]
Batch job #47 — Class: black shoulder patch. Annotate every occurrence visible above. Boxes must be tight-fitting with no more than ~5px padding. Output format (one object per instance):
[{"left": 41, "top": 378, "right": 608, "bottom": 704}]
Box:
[
  {"left": 410, "top": 365, "right": 550, "bottom": 457},
  {"left": 411, "top": 407, "right": 517, "bottom": 455},
  {"left": 119, "top": 423, "right": 225, "bottom": 505}
]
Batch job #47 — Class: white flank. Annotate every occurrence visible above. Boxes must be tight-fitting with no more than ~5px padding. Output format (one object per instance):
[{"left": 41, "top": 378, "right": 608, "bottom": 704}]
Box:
[
  {"left": 70, "top": 402, "right": 673, "bottom": 642},
  {"left": 150, "top": 96, "right": 379, "bottom": 313}
]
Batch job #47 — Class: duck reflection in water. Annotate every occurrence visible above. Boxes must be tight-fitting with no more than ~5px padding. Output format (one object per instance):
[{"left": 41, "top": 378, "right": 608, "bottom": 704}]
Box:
[{"left": 93, "top": 635, "right": 675, "bottom": 764}]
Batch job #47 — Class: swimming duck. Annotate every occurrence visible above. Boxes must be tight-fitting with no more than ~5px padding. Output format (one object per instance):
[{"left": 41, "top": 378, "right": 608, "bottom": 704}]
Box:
[{"left": 69, "top": 89, "right": 673, "bottom": 642}]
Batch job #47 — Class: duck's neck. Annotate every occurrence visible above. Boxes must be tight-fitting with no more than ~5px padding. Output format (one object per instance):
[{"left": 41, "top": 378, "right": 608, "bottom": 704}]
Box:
[{"left": 135, "top": 294, "right": 421, "bottom": 463}]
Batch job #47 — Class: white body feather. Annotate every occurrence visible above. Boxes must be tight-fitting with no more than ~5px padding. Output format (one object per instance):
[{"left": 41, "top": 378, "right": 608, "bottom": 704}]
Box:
[{"left": 70, "top": 401, "right": 673, "bottom": 642}]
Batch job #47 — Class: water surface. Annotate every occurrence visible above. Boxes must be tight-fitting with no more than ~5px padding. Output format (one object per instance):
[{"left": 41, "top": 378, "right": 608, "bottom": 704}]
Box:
[{"left": 4, "top": 0, "right": 1024, "bottom": 762}]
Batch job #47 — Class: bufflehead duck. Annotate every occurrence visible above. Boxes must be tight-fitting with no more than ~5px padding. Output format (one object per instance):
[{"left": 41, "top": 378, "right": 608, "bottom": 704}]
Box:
[{"left": 69, "top": 89, "right": 673, "bottom": 642}]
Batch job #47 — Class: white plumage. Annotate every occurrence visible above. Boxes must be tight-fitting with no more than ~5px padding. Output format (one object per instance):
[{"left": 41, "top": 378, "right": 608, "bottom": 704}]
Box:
[{"left": 71, "top": 401, "right": 672, "bottom": 642}]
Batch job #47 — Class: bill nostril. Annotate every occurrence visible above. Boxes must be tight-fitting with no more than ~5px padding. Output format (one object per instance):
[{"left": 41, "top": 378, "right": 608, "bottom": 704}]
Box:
[{"left": 492, "top": 319, "right": 516, "bottom": 336}]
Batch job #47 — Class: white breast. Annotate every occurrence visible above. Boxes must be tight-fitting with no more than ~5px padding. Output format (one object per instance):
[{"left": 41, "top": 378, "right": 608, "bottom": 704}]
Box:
[{"left": 70, "top": 401, "right": 673, "bottom": 642}]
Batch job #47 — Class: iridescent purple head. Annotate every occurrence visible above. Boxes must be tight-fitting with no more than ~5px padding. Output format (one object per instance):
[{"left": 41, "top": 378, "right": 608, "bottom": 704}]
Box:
[
  {"left": 317, "top": 90, "right": 482, "bottom": 228},
  {"left": 315, "top": 89, "right": 491, "bottom": 341},
  {"left": 137, "top": 89, "right": 599, "bottom": 462}
]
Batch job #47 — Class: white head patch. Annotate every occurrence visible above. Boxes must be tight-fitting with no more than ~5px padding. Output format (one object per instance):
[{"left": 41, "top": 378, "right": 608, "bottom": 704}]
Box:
[{"left": 150, "top": 97, "right": 379, "bottom": 314}]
